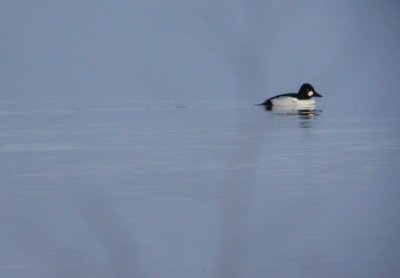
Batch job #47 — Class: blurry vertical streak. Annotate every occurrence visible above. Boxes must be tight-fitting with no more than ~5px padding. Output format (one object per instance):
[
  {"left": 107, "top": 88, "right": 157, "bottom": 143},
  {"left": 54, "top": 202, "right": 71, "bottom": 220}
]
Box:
[
  {"left": 75, "top": 186, "right": 141, "bottom": 278},
  {"left": 214, "top": 2, "right": 274, "bottom": 277},
  {"left": 217, "top": 148, "right": 258, "bottom": 278}
]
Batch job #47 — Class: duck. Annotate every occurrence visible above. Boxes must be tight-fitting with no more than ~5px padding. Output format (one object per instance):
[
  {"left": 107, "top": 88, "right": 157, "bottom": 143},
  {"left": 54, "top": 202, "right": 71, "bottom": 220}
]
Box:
[{"left": 257, "top": 83, "right": 322, "bottom": 108}]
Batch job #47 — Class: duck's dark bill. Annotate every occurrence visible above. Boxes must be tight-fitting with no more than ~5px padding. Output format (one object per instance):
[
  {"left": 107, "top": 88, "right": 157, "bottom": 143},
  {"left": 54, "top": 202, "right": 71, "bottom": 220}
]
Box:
[{"left": 314, "top": 92, "right": 323, "bottom": 97}]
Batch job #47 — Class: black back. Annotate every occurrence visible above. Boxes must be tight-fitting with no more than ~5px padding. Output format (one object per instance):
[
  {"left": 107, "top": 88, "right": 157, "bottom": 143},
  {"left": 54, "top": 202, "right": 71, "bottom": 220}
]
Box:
[{"left": 259, "top": 93, "right": 297, "bottom": 107}]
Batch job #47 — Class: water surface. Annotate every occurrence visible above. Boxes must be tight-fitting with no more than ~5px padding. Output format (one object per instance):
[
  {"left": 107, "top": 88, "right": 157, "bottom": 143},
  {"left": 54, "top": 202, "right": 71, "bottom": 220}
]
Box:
[{"left": 1, "top": 99, "right": 399, "bottom": 277}]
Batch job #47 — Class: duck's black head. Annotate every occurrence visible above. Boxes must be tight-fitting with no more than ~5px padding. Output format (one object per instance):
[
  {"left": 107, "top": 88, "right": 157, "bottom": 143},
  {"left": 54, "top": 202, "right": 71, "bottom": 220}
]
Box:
[{"left": 297, "top": 83, "right": 322, "bottom": 100}]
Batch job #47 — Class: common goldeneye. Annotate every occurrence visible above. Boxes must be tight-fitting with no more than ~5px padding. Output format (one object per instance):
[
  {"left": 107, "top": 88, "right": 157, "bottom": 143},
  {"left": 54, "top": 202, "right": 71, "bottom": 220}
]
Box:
[{"left": 258, "top": 83, "right": 322, "bottom": 108}]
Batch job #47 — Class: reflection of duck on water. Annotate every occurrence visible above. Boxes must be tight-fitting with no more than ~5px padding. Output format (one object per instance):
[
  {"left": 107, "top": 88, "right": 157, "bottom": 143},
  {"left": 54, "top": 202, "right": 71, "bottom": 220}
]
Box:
[
  {"left": 262, "top": 105, "right": 322, "bottom": 119},
  {"left": 263, "top": 106, "right": 322, "bottom": 128},
  {"left": 256, "top": 83, "right": 322, "bottom": 109}
]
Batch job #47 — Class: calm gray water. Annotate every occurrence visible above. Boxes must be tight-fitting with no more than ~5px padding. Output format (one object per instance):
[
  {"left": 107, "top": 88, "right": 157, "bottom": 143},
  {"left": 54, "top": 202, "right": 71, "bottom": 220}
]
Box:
[{"left": 1, "top": 98, "right": 399, "bottom": 277}]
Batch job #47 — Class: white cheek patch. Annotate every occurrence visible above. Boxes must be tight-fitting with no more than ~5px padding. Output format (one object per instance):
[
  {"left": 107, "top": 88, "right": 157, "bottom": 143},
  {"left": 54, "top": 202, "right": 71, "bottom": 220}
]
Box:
[{"left": 307, "top": 91, "right": 314, "bottom": 97}]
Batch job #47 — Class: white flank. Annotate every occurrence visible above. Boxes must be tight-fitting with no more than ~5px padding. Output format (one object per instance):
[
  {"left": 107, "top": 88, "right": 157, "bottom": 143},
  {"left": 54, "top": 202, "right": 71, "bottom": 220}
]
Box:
[{"left": 271, "top": 97, "right": 315, "bottom": 107}]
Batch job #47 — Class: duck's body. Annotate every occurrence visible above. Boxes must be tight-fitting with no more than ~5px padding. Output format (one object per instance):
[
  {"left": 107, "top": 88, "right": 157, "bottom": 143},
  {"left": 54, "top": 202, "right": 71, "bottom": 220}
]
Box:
[{"left": 259, "top": 83, "right": 322, "bottom": 108}]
